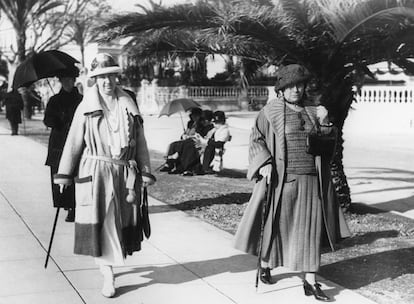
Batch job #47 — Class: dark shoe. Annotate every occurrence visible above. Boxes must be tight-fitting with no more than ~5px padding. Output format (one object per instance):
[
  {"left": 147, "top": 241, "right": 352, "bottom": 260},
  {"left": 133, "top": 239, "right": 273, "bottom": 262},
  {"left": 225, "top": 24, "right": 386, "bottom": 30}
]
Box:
[
  {"left": 259, "top": 268, "right": 276, "bottom": 285},
  {"left": 182, "top": 171, "right": 194, "bottom": 176},
  {"left": 159, "top": 164, "right": 171, "bottom": 172},
  {"left": 65, "top": 209, "right": 75, "bottom": 222},
  {"left": 303, "top": 280, "right": 330, "bottom": 302}
]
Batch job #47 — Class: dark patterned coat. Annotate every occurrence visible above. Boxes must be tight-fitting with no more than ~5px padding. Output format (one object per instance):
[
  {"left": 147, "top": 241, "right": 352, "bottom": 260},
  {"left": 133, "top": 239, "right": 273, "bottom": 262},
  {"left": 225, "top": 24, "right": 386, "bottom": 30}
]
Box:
[{"left": 234, "top": 97, "right": 350, "bottom": 256}]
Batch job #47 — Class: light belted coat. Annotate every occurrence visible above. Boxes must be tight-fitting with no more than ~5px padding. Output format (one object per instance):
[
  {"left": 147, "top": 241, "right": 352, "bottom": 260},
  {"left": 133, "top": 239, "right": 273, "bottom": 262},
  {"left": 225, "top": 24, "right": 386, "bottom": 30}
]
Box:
[
  {"left": 234, "top": 97, "right": 350, "bottom": 257},
  {"left": 55, "top": 84, "right": 151, "bottom": 257}
]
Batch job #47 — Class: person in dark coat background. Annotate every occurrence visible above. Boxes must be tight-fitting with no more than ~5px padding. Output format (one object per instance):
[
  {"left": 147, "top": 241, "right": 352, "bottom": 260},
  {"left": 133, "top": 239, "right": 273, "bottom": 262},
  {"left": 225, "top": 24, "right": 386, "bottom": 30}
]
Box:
[
  {"left": 44, "top": 67, "right": 82, "bottom": 222},
  {"left": 4, "top": 89, "right": 24, "bottom": 135}
]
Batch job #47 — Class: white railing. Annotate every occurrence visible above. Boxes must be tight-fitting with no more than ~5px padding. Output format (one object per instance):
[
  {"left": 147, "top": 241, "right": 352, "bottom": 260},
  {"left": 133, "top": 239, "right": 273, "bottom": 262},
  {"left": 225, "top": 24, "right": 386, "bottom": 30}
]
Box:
[
  {"left": 187, "top": 86, "right": 269, "bottom": 98},
  {"left": 136, "top": 82, "right": 270, "bottom": 114},
  {"left": 356, "top": 85, "right": 414, "bottom": 103}
]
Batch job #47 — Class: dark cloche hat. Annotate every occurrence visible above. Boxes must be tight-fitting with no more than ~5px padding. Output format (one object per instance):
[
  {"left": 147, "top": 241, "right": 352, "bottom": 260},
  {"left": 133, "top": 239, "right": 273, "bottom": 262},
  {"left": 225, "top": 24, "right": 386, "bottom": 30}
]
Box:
[
  {"left": 213, "top": 111, "right": 226, "bottom": 123},
  {"left": 274, "top": 64, "right": 310, "bottom": 91},
  {"left": 189, "top": 107, "right": 202, "bottom": 116}
]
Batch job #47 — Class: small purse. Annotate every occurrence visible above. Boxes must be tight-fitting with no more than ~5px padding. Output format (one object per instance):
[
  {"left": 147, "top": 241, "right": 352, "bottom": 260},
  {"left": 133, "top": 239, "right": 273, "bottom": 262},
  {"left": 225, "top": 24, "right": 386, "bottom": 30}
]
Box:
[
  {"left": 306, "top": 124, "right": 337, "bottom": 157},
  {"left": 141, "top": 187, "right": 151, "bottom": 239}
]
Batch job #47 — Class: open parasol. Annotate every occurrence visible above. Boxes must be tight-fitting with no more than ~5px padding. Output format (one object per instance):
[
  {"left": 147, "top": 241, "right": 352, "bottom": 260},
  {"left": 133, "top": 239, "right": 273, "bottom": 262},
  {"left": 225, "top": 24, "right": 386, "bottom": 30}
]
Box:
[{"left": 158, "top": 98, "right": 201, "bottom": 131}]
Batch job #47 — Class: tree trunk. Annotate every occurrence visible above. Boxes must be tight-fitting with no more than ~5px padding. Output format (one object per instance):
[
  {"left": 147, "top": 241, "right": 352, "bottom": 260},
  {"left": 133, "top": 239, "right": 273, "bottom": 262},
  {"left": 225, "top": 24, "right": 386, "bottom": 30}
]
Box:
[
  {"left": 16, "top": 28, "right": 32, "bottom": 119},
  {"left": 331, "top": 129, "right": 351, "bottom": 211},
  {"left": 328, "top": 85, "right": 354, "bottom": 212},
  {"left": 80, "top": 44, "right": 85, "bottom": 67}
]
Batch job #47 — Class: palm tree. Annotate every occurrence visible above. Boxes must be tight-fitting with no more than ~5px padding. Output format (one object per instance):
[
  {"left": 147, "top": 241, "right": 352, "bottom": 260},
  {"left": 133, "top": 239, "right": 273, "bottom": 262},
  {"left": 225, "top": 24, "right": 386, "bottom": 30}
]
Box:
[
  {"left": 0, "top": 0, "right": 89, "bottom": 118},
  {"left": 99, "top": 0, "right": 414, "bottom": 210},
  {"left": 63, "top": 0, "right": 112, "bottom": 66},
  {"left": 0, "top": 0, "right": 68, "bottom": 62}
]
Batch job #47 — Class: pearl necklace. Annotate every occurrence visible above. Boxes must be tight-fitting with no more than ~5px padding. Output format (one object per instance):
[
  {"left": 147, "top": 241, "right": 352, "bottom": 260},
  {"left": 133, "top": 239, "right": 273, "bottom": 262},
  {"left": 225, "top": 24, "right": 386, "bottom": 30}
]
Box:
[{"left": 101, "top": 96, "right": 120, "bottom": 133}]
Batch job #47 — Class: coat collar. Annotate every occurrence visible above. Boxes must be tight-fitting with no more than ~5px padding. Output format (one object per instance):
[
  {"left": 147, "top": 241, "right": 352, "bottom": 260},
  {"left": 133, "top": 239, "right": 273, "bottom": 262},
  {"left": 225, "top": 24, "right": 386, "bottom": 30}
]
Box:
[
  {"left": 264, "top": 97, "right": 285, "bottom": 158},
  {"left": 263, "top": 97, "right": 319, "bottom": 159},
  {"left": 81, "top": 84, "right": 139, "bottom": 116}
]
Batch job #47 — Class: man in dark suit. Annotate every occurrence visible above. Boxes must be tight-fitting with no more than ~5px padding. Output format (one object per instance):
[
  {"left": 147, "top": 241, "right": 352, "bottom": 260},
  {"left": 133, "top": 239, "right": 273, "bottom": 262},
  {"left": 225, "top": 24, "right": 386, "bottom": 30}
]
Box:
[{"left": 44, "top": 67, "right": 82, "bottom": 222}]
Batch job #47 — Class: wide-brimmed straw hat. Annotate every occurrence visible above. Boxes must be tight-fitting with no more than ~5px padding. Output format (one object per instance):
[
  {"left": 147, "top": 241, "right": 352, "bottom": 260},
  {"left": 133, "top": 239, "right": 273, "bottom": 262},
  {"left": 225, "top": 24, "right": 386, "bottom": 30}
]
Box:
[
  {"left": 88, "top": 53, "right": 122, "bottom": 78},
  {"left": 274, "top": 64, "right": 310, "bottom": 91}
]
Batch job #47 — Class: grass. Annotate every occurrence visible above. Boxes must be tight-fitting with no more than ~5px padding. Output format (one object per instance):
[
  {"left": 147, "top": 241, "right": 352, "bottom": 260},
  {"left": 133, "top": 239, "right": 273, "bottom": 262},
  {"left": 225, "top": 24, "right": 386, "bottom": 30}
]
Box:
[{"left": 3, "top": 112, "right": 414, "bottom": 303}]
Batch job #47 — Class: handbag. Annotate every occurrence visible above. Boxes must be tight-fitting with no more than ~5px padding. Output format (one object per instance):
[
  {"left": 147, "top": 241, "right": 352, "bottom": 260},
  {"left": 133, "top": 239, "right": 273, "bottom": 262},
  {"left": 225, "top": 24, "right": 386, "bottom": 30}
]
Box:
[
  {"left": 306, "top": 124, "right": 337, "bottom": 157},
  {"left": 141, "top": 187, "right": 151, "bottom": 239}
]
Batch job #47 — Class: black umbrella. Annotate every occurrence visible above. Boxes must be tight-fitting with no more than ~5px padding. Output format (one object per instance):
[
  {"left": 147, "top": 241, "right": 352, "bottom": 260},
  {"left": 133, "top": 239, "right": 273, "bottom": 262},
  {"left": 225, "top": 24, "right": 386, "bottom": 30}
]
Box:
[{"left": 12, "top": 50, "right": 79, "bottom": 89}]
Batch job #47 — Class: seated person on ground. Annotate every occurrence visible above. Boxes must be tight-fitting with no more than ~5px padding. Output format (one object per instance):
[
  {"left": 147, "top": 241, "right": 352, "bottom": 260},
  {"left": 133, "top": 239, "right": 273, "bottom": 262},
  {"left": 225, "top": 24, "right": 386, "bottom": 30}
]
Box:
[
  {"left": 196, "top": 111, "right": 231, "bottom": 174},
  {"left": 160, "top": 108, "right": 214, "bottom": 175},
  {"left": 160, "top": 107, "right": 203, "bottom": 173}
]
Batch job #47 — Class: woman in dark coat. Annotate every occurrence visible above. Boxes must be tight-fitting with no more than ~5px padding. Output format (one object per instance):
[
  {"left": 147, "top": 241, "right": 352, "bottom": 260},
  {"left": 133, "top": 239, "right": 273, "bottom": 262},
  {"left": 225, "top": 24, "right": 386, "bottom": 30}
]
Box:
[
  {"left": 4, "top": 89, "right": 23, "bottom": 135},
  {"left": 234, "top": 64, "right": 350, "bottom": 301},
  {"left": 44, "top": 68, "right": 82, "bottom": 222}
]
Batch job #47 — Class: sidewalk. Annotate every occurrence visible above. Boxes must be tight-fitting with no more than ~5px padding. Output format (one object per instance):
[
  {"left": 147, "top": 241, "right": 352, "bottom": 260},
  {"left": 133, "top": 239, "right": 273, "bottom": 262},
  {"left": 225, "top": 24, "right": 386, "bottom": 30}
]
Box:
[{"left": 0, "top": 124, "right": 378, "bottom": 303}]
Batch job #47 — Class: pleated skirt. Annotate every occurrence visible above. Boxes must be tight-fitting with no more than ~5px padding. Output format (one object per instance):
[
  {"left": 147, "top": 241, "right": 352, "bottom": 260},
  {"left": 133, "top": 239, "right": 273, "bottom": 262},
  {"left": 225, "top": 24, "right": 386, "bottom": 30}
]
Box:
[{"left": 266, "top": 174, "right": 322, "bottom": 272}]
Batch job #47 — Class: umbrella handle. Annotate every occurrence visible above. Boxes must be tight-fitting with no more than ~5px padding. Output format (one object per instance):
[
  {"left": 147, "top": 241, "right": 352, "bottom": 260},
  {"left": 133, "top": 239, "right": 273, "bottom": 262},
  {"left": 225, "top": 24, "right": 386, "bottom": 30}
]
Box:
[
  {"left": 46, "top": 79, "right": 55, "bottom": 96},
  {"left": 179, "top": 112, "right": 186, "bottom": 132}
]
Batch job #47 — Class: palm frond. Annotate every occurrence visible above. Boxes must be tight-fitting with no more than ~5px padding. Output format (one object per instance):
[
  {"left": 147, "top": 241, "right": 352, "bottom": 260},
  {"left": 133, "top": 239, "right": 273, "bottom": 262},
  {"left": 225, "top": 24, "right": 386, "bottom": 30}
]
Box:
[
  {"left": 393, "top": 57, "right": 414, "bottom": 75},
  {"left": 317, "top": 0, "right": 414, "bottom": 43},
  {"left": 98, "top": 2, "right": 218, "bottom": 42},
  {"left": 123, "top": 27, "right": 272, "bottom": 63}
]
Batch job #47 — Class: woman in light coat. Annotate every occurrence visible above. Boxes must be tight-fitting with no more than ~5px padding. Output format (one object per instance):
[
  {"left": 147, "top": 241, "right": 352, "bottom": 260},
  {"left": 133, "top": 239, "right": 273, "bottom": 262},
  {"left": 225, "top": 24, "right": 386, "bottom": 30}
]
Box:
[
  {"left": 234, "top": 64, "right": 350, "bottom": 302},
  {"left": 54, "top": 53, "right": 155, "bottom": 298}
]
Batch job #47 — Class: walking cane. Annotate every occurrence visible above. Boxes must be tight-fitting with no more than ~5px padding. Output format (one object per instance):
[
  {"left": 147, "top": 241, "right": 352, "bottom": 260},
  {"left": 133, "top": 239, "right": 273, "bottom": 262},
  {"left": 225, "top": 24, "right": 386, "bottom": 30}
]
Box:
[
  {"left": 255, "top": 173, "right": 273, "bottom": 291},
  {"left": 44, "top": 207, "right": 60, "bottom": 268}
]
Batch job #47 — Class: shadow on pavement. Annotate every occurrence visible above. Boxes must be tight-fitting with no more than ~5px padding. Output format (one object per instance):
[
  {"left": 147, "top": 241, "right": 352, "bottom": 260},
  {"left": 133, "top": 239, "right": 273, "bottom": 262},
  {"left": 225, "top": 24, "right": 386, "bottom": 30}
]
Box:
[
  {"left": 347, "top": 167, "right": 414, "bottom": 213},
  {"left": 149, "top": 192, "right": 251, "bottom": 214},
  {"left": 216, "top": 168, "right": 247, "bottom": 178},
  {"left": 347, "top": 167, "right": 414, "bottom": 184},
  {"left": 320, "top": 247, "right": 414, "bottom": 289},
  {"left": 113, "top": 254, "right": 297, "bottom": 297},
  {"left": 372, "top": 195, "right": 414, "bottom": 213}
]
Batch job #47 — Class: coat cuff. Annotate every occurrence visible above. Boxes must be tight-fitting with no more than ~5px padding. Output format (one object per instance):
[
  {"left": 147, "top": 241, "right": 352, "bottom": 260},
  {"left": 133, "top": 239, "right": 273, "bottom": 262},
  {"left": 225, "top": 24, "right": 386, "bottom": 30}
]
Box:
[
  {"left": 53, "top": 173, "right": 73, "bottom": 185},
  {"left": 142, "top": 172, "right": 156, "bottom": 182},
  {"left": 247, "top": 150, "right": 272, "bottom": 181}
]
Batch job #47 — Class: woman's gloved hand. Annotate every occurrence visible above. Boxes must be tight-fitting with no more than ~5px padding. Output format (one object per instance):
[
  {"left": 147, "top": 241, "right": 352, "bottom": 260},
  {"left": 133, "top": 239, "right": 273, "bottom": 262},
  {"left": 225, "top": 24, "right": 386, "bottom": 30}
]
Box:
[
  {"left": 142, "top": 173, "right": 156, "bottom": 187},
  {"left": 259, "top": 164, "right": 272, "bottom": 184},
  {"left": 59, "top": 184, "right": 67, "bottom": 193}
]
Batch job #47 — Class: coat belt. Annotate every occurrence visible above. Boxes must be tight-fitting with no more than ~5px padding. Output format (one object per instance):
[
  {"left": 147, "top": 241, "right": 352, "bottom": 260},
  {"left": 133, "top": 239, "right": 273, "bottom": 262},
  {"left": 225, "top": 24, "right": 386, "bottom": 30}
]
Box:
[{"left": 84, "top": 155, "right": 139, "bottom": 203}]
